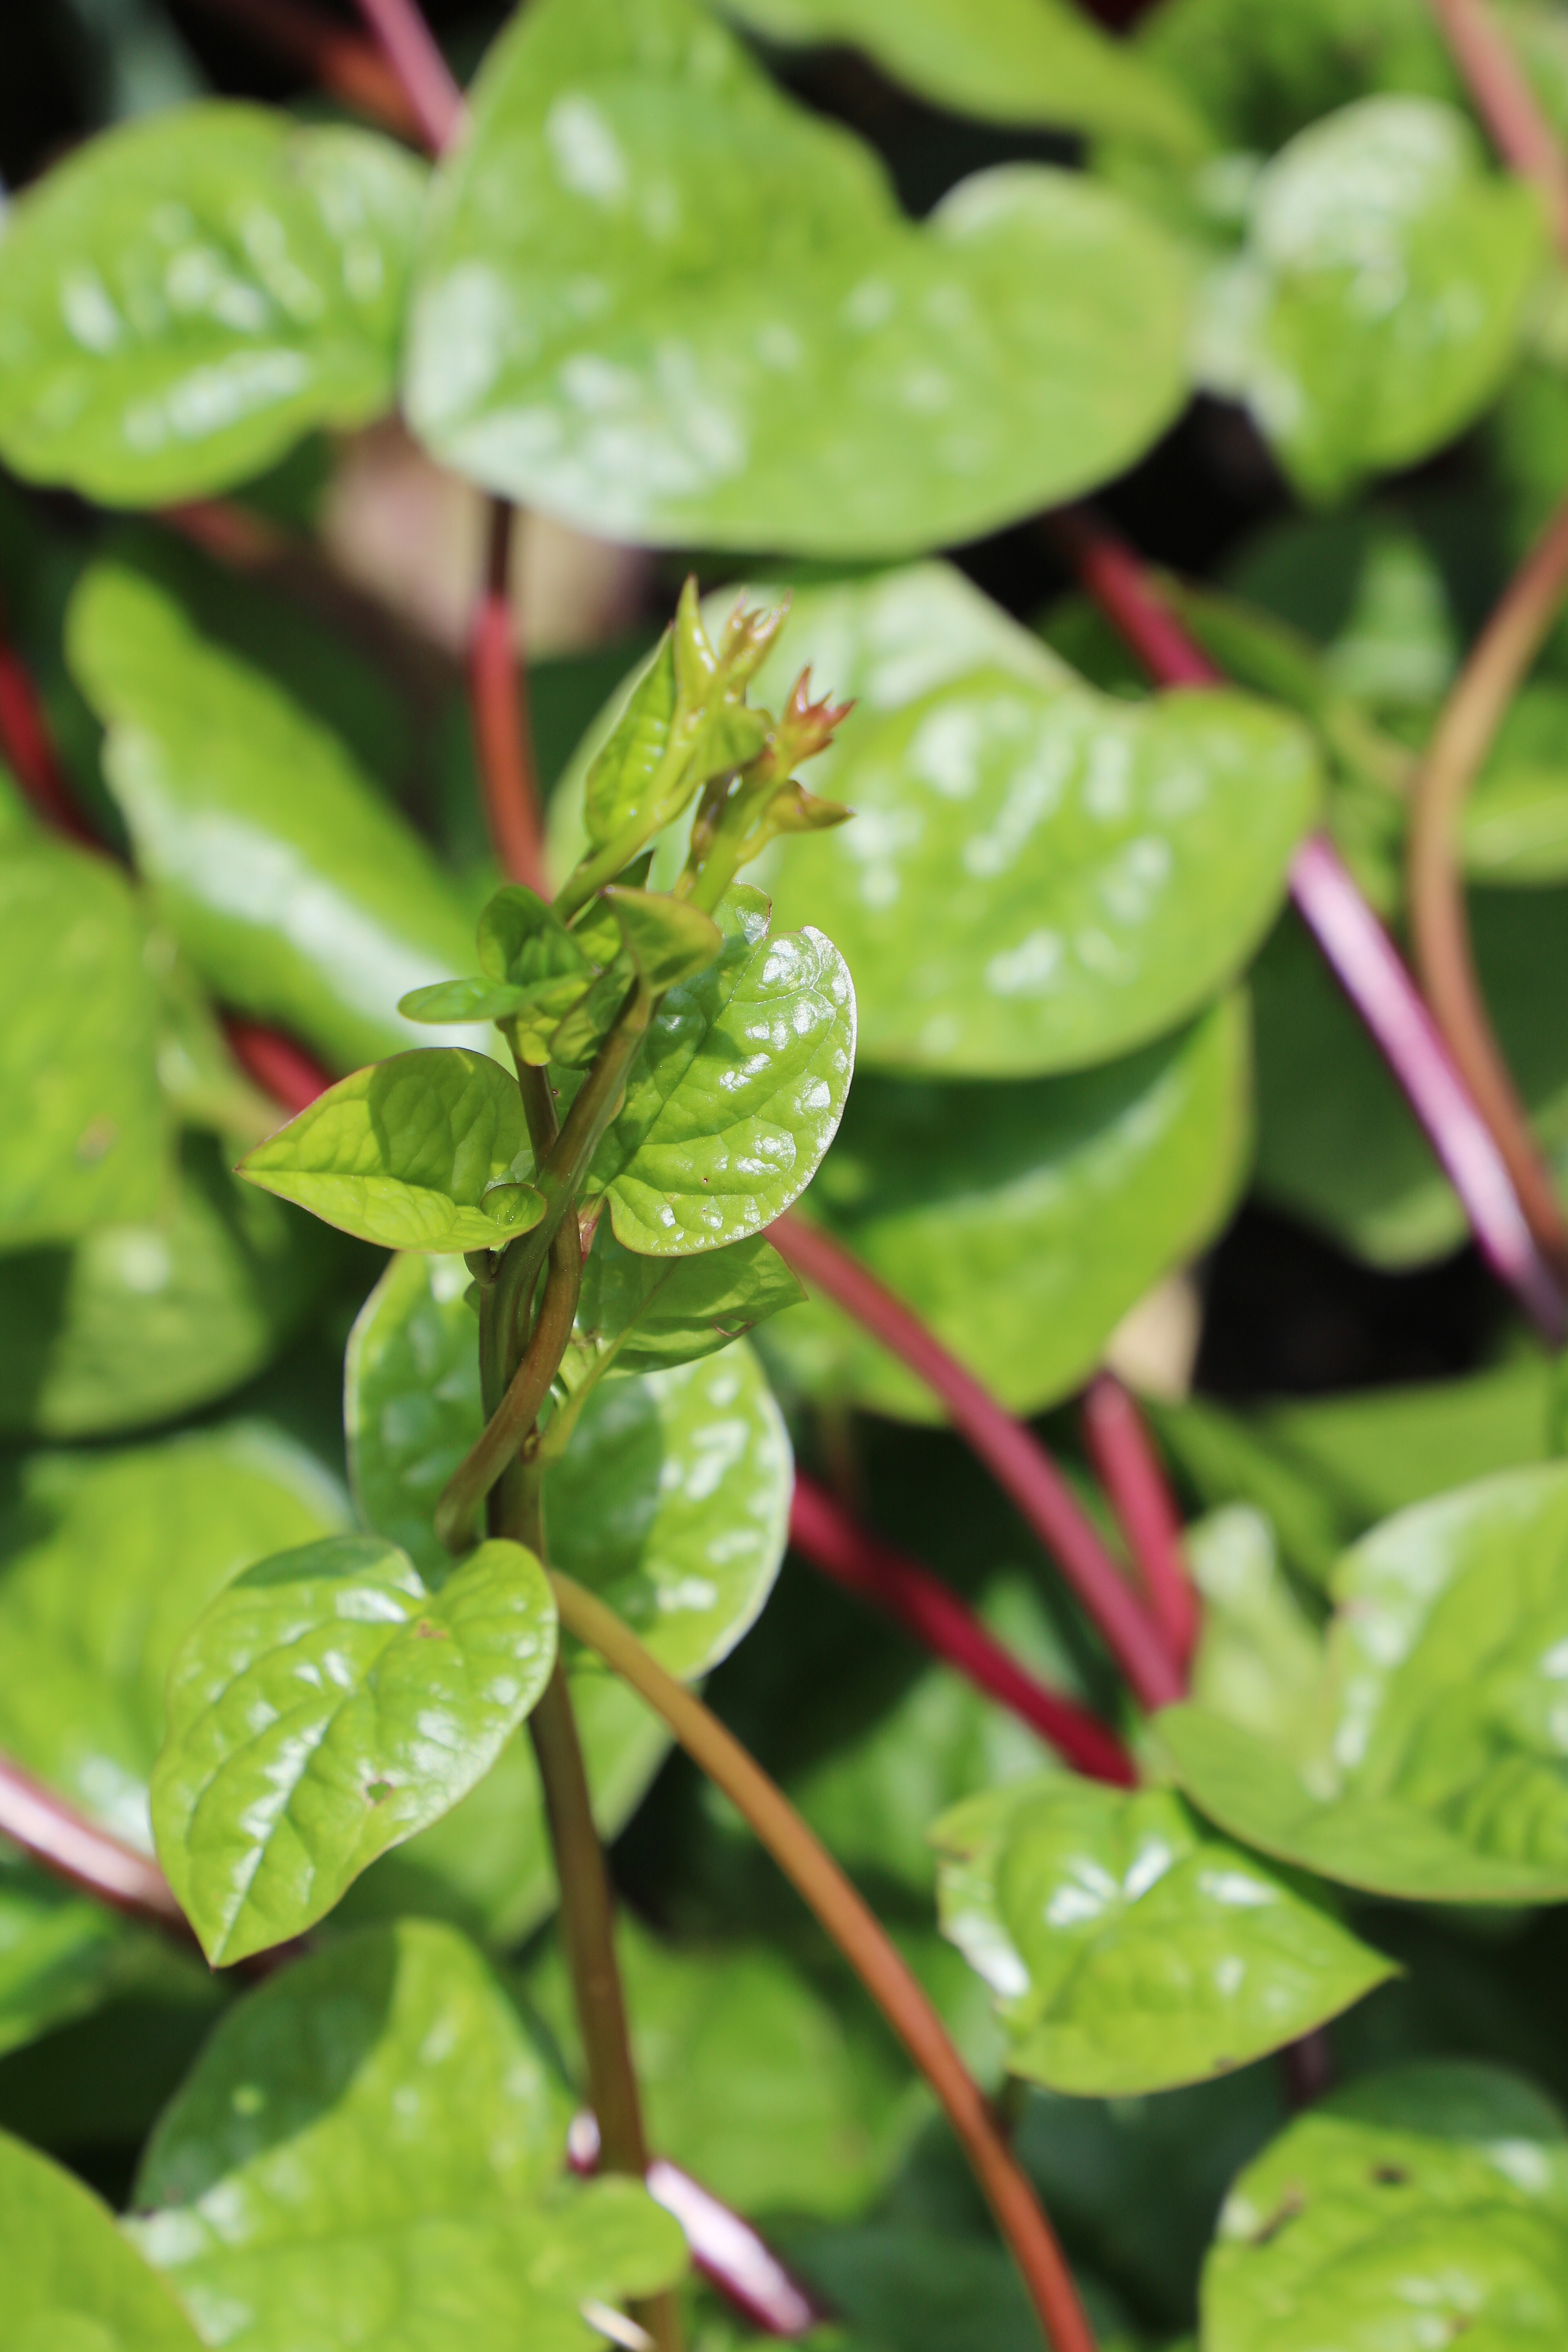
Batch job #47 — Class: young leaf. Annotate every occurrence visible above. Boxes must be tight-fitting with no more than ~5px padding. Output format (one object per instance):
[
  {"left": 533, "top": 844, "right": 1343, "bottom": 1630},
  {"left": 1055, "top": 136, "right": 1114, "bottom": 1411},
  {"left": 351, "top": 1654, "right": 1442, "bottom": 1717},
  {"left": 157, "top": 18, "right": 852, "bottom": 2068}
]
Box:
[
  {"left": 1162, "top": 1463, "right": 1568, "bottom": 1902},
  {"left": 129, "top": 1921, "right": 687, "bottom": 2341},
  {"left": 405, "top": 0, "right": 1193, "bottom": 555},
  {"left": 587, "top": 887, "right": 856, "bottom": 1254},
  {"left": 0, "top": 1136, "right": 332, "bottom": 1440},
  {"left": 151, "top": 1533, "right": 558, "bottom": 1964},
  {"left": 583, "top": 632, "right": 680, "bottom": 851},
  {"left": 346, "top": 1252, "right": 791, "bottom": 1677},
  {"left": 0, "top": 827, "right": 167, "bottom": 1248},
  {"left": 0, "top": 2126, "right": 203, "bottom": 2348},
  {"left": 67, "top": 560, "right": 485, "bottom": 1073},
  {"left": 1195, "top": 96, "right": 1545, "bottom": 504},
  {"left": 575, "top": 1223, "right": 807, "bottom": 1377},
  {"left": 1203, "top": 2062, "right": 1568, "bottom": 2352},
  {"left": 0, "top": 107, "right": 426, "bottom": 505},
  {"left": 603, "top": 885, "right": 725, "bottom": 990},
  {"left": 0, "top": 1426, "right": 345, "bottom": 1847},
  {"left": 766, "top": 664, "right": 1317, "bottom": 1077},
  {"left": 762, "top": 997, "right": 1248, "bottom": 1420},
  {"left": 933, "top": 1778, "right": 1393, "bottom": 2096},
  {"left": 238, "top": 1050, "right": 541, "bottom": 1252}
]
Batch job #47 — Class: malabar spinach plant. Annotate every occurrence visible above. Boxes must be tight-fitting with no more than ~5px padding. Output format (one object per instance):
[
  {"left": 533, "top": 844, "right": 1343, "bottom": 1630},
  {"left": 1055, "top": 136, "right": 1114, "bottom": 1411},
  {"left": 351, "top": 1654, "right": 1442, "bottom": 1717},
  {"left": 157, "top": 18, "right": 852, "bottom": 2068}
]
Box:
[{"left": 15, "top": 0, "right": 1568, "bottom": 2348}]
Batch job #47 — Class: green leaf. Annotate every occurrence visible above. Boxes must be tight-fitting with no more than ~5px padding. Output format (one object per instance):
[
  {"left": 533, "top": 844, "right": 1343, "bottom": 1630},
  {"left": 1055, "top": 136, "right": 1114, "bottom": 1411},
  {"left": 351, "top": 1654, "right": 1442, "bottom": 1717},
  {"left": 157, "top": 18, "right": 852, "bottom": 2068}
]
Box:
[
  {"left": 238, "top": 1049, "right": 542, "bottom": 1252},
  {"left": 1462, "top": 682, "right": 1568, "bottom": 882},
  {"left": 0, "top": 2125, "right": 202, "bottom": 2349},
  {"left": 0, "top": 1136, "right": 334, "bottom": 1440},
  {"left": 1163, "top": 1461, "right": 1568, "bottom": 1901},
  {"left": 478, "top": 884, "right": 595, "bottom": 987},
  {"left": 548, "top": 1345, "right": 793, "bottom": 1679},
  {"left": 1202, "top": 2061, "right": 1568, "bottom": 2352},
  {"left": 575, "top": 1221, "right": 806, "bottom": 1378},
  {"left": 933, "top": 1778, "right": 1393, "bottom": 2096},
  {"left": 0, "top": 826, "right": 168, "bottom": 1246},
  {"left": 764, "top": 666, "right": 1316, "bottom": 1076},
  {"left": 152, "top": 1535, "right": 556, "bottom": 1965},
  {"left": 129, "top": 1920, "right": 687, "bottom": 2346},
  {"left": 1184, "top": 1506, "right": 1326, "bottom": 1762},
  {"left": 587, "top": 888, "right": 855, "bottom": 1253},
  {"left": 347, "top": 1248, "right": 789, "bottom": 1679},
  {"left": 405, "top": 0, "right": 1193, "bottom": 556},
  {"left": 0, "top": 1424, "right": 345, "bottom": 1848},
  {"left": 717, "top": 0, "right": 1205, "bottom": 149},
  {"left": 760, "top": 998, "right": 1248, "bottom": 1420},
  {"left": 67, "top": 559, "right": 485, "bottom": 1074},
  {"left": 584, "top": 634, "right": 681, "bottom": 849},
  {"left": 1195, "top": 97, "right": 1546, "bottom": 504},
  {"left": 0, "top": 106, "right": 426, "bottom": 505},
  {"left": 528, "top": 1915, "right": 913, "bottom": 2220},
  {"left": 0, "top": 1853, "right": 135, "bottom": 2061},
  {"left": 603, "top": 886, "right": 724, "bottom": 990}
]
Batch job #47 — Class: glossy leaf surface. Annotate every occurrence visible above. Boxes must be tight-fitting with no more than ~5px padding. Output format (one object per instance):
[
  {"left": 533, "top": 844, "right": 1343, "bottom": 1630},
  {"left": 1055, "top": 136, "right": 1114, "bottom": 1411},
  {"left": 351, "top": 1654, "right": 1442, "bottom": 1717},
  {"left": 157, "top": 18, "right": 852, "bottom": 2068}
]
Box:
[
  {"left": 1196, "top": 97, "right": 1545, "bottom": 503},
  {"left": 762, "top": 998, "right": 1247, "bottom": 1419},
  {"left": 130, "top": 1922, "right": 686, "bottom": 2348},
  {"left": 587, "top": 888, "right": 856, "bottom": 1254},
  {"left": 152, "top": 1532, "right": 557, "bottom": 1963},
  {"left": 720, "top": 0, "right": 1205, "bottom": 146},
  {"left": 933, "top": 1778, "right": 1392, "bottom": 2095},
  {"left": 1165, "top": 1463, "right": 1568, "bottom": 1901},
  {"left": 0, "top": 1139, "right": 332, "bottom": 1439},
  {"left": 1203, "top": 2062, "right": 1568, "bottom": 2352},
  {"left": 574, "top": 1222, "right": 806, "bottom": 1378},
  {"left": 0, "top": 106, "right": 425, "bottom": 505},
  {"left": 406, "top": 0, "right": 1192, "bottom": 555},
  {"left": 0, "top": 1425, "right": 345, "bottom": 1849},
  {"left": 530, "top": 1915, "right": 912, "bottom": 2219},
  {"left": 0, "top": 2126, "right": 201, "bottom": 2349},
  {"left": 0, "top": 826, "right": 166, "bottom": 1247},
  {"left": 238, "top": 1050, "right": 540, "bottom": 1252},
  {"left": 765, "top": 668, "right": 1315, "bottom": 1075},
  {"left": 68, "top": 560, "right": 483, "bottom": 1073}
]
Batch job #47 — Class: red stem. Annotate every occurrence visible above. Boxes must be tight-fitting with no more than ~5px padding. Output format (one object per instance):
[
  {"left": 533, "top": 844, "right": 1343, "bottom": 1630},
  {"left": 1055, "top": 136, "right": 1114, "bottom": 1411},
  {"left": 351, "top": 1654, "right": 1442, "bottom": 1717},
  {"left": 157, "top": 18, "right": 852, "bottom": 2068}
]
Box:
[
  {"left": 791, "top": 1476, "right": 1137, "bottom": 1783},
  {"left": 570, "top": 2115, "right": 828, "bottom": 2338},
  {"left": 351, "top": 0, "right": 466, "bottom": 152},
  {"left": 470, "top": 499, "right": 549, "bottom": 895},
  {"left": 224, "top": 1018, "right": 336, "bottom": 1111},
  {"left": 1079, "top": 1374, "right": 1198, "bottom": 1674},
  {"left": 769, "top": 1215, "right": 1183, "bottom": 1712},
  {"left": 0, "top": 621, "right": 101, "bottom": 851},
  {"left": 1053, "top": 506, "right": 1567, "bottom": 1346},
  {"left": 0, "top": 1754, "right": 189, "bottom": 1933},
  {"left": 175, "top": 0, "right": 424, "bottom": 140}
]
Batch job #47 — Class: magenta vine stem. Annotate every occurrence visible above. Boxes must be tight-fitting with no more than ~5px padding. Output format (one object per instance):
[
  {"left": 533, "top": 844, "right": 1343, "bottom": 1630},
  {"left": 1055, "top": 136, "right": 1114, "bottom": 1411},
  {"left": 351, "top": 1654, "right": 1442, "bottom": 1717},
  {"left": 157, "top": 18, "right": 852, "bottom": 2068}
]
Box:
[
  {"left": 770, "top": 1214, "right": 1184, "bottom": 1711},
  {"left": 351, "top": 0, "right": 465, "bottom": 152},
  {"left": 1052, "top": 505, "right": 1568, "bottom": 1347},
  {"left": 0, "top": 1753, "right": 189, "bottom": 1933},
  {"left": 1079, "top": 1374, "right": 1198, "bottom": 1674},
  {"left": 791, "top": 1475, "right": 1138, "bottom": 1783}
]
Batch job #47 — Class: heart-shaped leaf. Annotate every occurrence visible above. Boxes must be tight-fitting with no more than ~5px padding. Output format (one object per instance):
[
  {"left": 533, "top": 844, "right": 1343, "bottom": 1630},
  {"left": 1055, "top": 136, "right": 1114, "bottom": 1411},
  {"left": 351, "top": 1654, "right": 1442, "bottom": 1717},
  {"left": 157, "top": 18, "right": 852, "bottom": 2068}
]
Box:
[
  {"left": 0, "top": 1137, "right": 333, "bottom": 1440},
  {"left": 405, "top": 0, "right": 1193, "bottom": 555},
  {"left": 347, "top": 1250, "right": 791, "bottom": 1678},
  {"left": 0, "top": 2126, "right": 202, "bottom": 2349},
  {"left": 67, "top": 559, "right": 485, "bottom": 1073},
  {"left": 0, "top": 1425, "right": 346, "bottom": 1849},
  {"left": 764, "top": 998, "right": 1247, "bottom": 1418},
  {"left": 586, "top": 887, "right": 855, "bottom": 1253},
  {"left": 575, "top": 1222, "right": 806, "bottom": 1379},
  {"left": 0, "top": 106, "right": 426, "bottom": 505},
  {"left": 719, "top": 0, "right": 1205, "bottom": 147},
  {"left": 529, "top": 1914, "right": 913, "bottom": 2220},
  {"left": 1195, "top": 96, "right": 1545, "bottom": 504},
  {"left": 933, "top": 1778, "right": 1393, "bottom": 2096},
  {"left": 128, "top": 1921, "right": 688, "bottom": 2347},
  {"left": 0, "top": 1853, "right": 135, "bottom": 2061},
  {"left": 764, "top": 665, "right": 1316, "bottom": 1075},
  {"left": 0, "top": 824, "right": 167, "bottom": 1248},
  {"left": 152, "top": 1532, "right": 557, "bottom": 1964},
  {"left": 238, "top": 1049, "right": 543, "bottom": 1252},
  {"left": 1202, "top": 2062, "right": 1568, "bottom": 2352},
  {"left": 1162, "top": 1462, "right": 1568, "bottom": 1902}
]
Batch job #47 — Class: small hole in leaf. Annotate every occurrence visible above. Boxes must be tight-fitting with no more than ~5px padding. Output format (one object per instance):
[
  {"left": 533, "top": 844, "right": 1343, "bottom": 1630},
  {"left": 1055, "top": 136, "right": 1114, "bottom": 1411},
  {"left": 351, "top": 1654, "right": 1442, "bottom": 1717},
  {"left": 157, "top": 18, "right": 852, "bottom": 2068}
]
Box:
[
  {"left": 1371, "top": 2166, "right": 1409, "bottom": 2187},
  {"left": 365, "top": 1780, "right": 396, "bottom": 1803}
]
